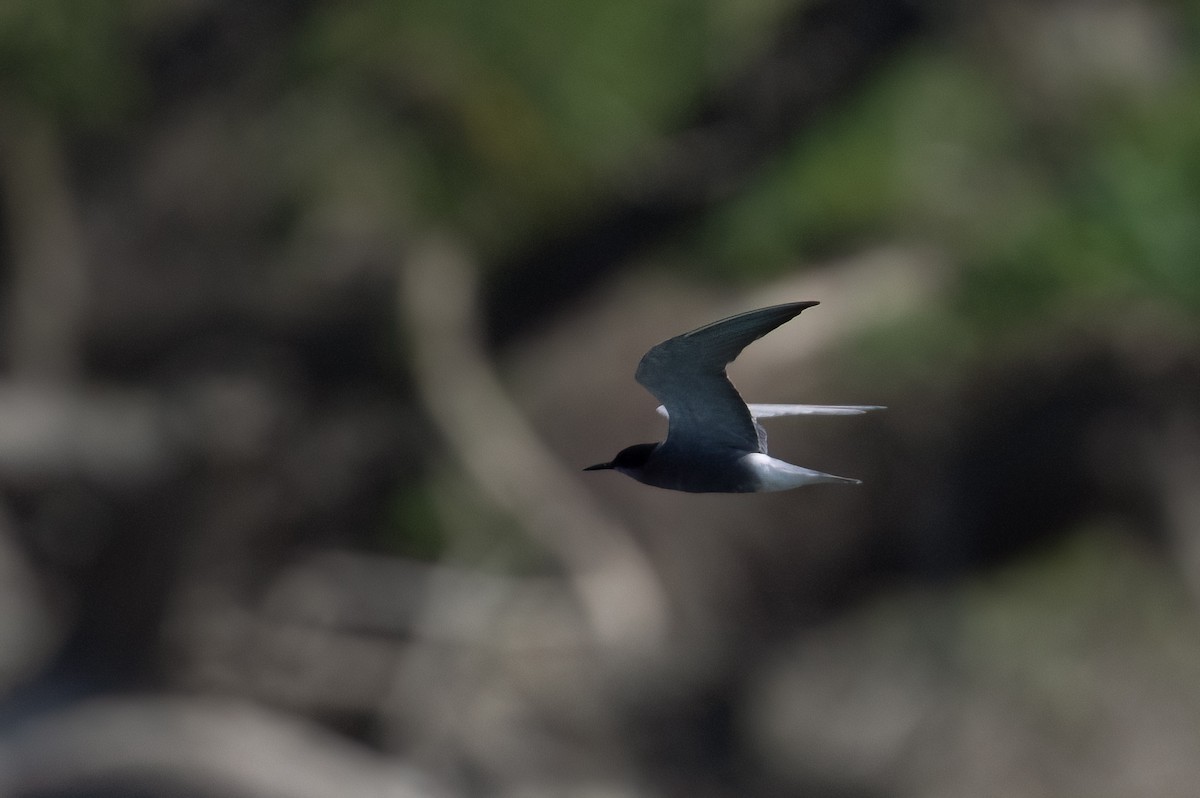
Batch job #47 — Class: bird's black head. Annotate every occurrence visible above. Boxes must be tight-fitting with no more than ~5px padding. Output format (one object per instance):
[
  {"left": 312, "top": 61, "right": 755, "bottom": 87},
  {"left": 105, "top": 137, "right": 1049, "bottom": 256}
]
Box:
[{"left": 584, "top": 442, "right": 658, "bottom": 474}]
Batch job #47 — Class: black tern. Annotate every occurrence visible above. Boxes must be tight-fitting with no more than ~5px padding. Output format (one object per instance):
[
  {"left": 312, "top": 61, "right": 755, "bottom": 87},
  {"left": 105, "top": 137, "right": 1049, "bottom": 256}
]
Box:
[{"left": 584, "top": 302, "right": 882, "bottom": 493}]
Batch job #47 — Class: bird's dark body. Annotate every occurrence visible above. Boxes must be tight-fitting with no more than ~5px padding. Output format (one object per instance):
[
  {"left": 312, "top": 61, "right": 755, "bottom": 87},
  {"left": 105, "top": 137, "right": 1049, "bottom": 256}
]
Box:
[
  {"left": 584, "top": 301, "right": 875, "bottom": 493},
  {"left": 629, "top": 443, "right": 760, "bottom": 493}
]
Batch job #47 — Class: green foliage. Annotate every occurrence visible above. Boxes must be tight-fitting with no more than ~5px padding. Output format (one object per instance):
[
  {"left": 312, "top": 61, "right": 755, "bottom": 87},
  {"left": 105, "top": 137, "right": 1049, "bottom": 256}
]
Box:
[
  {"left": 5, "top": 0, "right": 1199, "bottom": 358},
  {"left": 0, "top": 0, "right": 141, "bottom": 125},
  {"left": 694, "top": 31, "right": 1200, "bottom": 350},
  {"left": 1082, "top": 75, "right": 1200, "bottom": 309},
  {"left": 386, "top": 485, "right": 449, "bottom": 561},
  {"left": 294, "top": 0, "right": 795, "bottom": 256},
  {"left": 693, "top": 50, "right": 1025, "bottom": 281},
  {"left": 295, "top": 1, "right": 707, "bottom": 252}
]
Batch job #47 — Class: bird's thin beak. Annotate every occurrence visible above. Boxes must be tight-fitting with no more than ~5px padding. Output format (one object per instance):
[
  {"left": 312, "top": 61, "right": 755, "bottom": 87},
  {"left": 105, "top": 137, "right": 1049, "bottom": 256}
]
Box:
[{"left": 583, "top": 462, "right": 614, "bottom": 471}]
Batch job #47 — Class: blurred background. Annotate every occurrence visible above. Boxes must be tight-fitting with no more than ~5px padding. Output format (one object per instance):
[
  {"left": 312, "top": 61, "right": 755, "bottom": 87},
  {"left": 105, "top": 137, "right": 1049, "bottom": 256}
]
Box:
[{"left": 2, "top": 0, "right": 1200, "bottom": 795}]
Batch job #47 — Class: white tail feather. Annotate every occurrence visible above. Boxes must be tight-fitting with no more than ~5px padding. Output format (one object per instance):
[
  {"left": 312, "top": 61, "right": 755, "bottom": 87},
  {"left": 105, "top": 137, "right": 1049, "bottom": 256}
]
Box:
[{"left": 656, "top": 403, "right": 884, "bottom": 419}]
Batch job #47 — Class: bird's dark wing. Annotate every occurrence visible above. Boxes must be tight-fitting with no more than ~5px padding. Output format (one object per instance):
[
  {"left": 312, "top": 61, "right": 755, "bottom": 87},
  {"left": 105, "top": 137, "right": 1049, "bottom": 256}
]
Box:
[{"left": 634, "top": 302, "right": 818, "bottom": 454}]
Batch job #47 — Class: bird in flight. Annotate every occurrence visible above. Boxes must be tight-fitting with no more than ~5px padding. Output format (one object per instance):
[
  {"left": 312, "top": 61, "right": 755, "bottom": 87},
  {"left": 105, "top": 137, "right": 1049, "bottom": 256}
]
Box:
[{"left": 584, "top": 302, "right": 881, "bottom": 493}]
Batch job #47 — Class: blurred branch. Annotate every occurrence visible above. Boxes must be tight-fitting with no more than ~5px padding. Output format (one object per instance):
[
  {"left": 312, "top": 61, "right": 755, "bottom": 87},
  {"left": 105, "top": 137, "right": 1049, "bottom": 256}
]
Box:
[
  {"left": 1155, "top": 411, "right": 1200, "bottom": 609},
  {"left": 0, "top": 104, "right": 89, "bottom": 382},
  {"left": 741, "top": 246, "right": 947, "bottom": 367},
  {"left": 398, "top": 238, "right": 670, "bottom": 659},
  {"left": 0, "top": 382, "right": 172, "bottom": 484},
  {"left": 172, "top": 552, "right": 588, "bottom": 711},
  {"left": 0, "top": 696, "right": 447, "bottom": 798},
  {"left": 261, "top": 550, "right": 571, "bottom": 645},
  {"left": 0, "top": 500, "right": 59, "bottom": 697}
]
